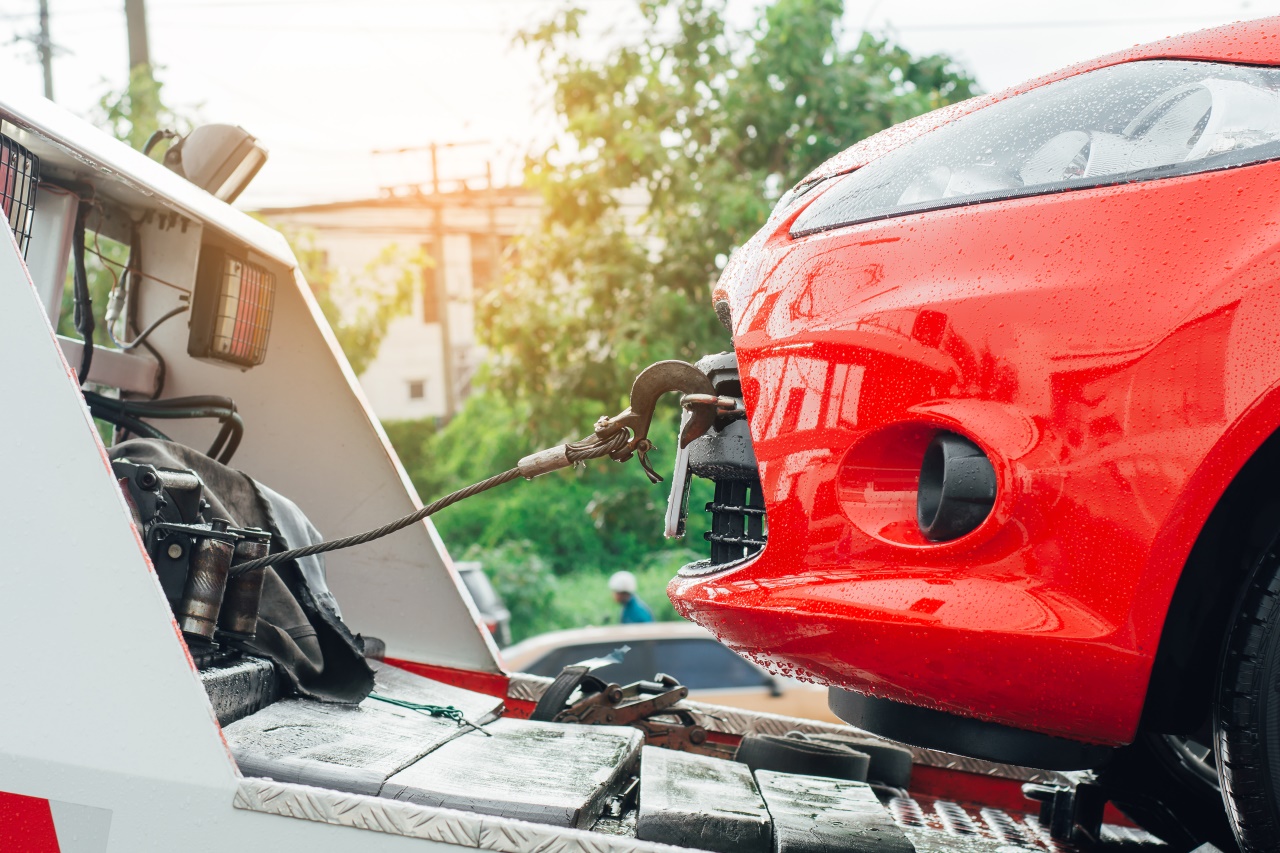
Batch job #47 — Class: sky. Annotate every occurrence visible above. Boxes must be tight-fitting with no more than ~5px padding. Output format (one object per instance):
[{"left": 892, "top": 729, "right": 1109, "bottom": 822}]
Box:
[{"left": 0, "top": 0, "right": 1273, "bottom": 208}]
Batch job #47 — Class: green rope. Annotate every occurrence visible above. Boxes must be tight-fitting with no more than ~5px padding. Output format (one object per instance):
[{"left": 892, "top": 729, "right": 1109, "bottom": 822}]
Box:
[{"left": 368, "top": 692, "right": 465, "bottom": 723}]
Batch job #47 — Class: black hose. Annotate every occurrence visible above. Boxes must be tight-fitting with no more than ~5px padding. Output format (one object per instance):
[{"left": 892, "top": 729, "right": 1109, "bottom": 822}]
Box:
[
  {"left": 87, "top": 404, "right": 171, "bottom": 441},
  {"left": 84, "top": 392, "right": 244, "bottom": 463},
  {"left": 205, "top": 412, "right": 244, "bottom": 464},
  {"left": 71, "top": 202, "right": 93, "bottom": 384},
  {"left": 143, "top": 129, "right": 179, "bottom": 156},
  {"left": 113, "top": 304, "right": 188, "bottom": 351}
]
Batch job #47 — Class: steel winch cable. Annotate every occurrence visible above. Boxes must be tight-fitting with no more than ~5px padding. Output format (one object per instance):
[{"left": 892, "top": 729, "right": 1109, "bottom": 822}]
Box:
[{"left": 229, "top": 428, "right": 634, "bottom": 577}]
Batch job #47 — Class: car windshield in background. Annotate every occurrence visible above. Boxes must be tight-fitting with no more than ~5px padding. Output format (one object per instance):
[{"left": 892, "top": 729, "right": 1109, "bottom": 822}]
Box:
[
  {"left": 523, "top": 638, "right": 769, "bottom": 691},
  {"left": 792, "top": 60, "right": 1280, "bottom": 236}
]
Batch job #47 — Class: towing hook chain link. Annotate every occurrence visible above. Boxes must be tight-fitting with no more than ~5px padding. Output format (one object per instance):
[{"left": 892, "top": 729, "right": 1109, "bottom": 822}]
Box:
[{"left": 518, "top": 359, "right": 722, "bottom": 485}]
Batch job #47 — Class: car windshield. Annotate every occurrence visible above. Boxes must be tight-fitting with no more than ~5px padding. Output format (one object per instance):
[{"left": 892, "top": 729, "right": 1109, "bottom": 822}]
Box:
[{"left": 792, "top": 60, "right": 1280, "bottom": 236}]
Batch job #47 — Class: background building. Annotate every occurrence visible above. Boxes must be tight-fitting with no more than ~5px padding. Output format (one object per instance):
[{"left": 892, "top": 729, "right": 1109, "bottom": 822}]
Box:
[{"left": 260, "top": 185, "right": 541, "bottom": 421}]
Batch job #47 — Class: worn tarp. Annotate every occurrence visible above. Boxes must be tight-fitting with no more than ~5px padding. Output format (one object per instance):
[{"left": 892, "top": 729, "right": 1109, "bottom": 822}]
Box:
[{"left": 110, "top": 439, "right": 374, "bottom": 704}]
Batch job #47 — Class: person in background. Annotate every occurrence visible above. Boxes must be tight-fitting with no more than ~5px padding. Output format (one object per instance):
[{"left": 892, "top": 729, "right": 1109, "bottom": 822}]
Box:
[{"left": 609, "top": 571, "right": 654, "bottom": 624}]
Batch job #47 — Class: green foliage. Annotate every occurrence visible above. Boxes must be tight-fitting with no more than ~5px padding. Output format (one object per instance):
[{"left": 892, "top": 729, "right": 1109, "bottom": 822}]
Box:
[
  {"left": 285, "top": 228, "right": 423, "bottom": 375},
  {"left": 96, "top": 65, "right": 191, "bottom": 154},
  {"left": 461, "top": 540, "right": 689, "bottom": 642},
  {"left": 483, "top": 0, "right": 977, "bottom": 441}
]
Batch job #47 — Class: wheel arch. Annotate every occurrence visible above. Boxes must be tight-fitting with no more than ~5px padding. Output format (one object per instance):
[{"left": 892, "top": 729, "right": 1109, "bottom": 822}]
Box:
[{"left": 1141, "top": 384, "right": 1280, "bottom": 734}]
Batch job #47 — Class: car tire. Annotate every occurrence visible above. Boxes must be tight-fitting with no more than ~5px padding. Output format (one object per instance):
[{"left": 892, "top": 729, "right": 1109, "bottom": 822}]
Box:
[
  {"left": 799, "top": 733, "right": 914, "bottom": 789},
  {"left": 1098, "top": 732, "right": 1235, "bottom": 851},
  {"left": 1215, "top": 541, "right": 1280, "bottom": 852},
  {"left": 736, "top": 734, "right": 870, "bottom": 782}
]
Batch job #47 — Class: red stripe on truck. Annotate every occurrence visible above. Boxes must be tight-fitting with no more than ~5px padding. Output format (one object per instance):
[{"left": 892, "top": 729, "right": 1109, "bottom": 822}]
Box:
[{"left": 0, "top": 790, "right": 60, "bottom": 852}]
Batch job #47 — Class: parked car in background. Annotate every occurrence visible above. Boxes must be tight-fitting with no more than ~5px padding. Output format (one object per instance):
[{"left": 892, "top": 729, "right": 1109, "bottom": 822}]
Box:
[
  {"left": 456, "top": 561, "right": 512, "bottom": 647},
  {"left": 502, "top": 621, "right": 840, "bottom": 723}
]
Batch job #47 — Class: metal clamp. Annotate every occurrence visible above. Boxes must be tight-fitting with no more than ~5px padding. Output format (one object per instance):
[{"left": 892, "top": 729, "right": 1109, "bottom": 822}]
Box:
[{"left": 593, "top": 360, "right": 718, "bottom": 483}]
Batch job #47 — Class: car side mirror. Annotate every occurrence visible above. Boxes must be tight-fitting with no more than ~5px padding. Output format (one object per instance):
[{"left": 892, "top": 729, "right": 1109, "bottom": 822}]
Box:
[{"left": 763, "top": 674, "right": 784, "bottom": 698}]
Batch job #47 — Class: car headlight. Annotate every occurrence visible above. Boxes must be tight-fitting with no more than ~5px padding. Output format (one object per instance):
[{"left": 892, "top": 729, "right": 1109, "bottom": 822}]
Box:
[{"left": 792, "top": 59, "right": 1280, "bottom": 237}]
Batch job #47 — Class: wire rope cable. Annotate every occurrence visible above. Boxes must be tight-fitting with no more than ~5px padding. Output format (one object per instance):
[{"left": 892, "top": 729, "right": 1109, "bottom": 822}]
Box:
[{"left": 231, "top": 428, "right": 633, "bottom": 576}]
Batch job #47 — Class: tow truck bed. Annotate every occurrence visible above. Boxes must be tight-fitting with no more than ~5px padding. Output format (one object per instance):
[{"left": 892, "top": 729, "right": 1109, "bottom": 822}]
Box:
[{"left": 214, "top": 660, "right": 1163, "bottom": 852}]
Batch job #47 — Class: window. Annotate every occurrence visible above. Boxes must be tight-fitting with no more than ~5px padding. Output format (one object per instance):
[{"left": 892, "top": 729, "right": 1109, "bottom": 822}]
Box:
[
  {"left": 523, "top": 641, "right": 656, "bottom": 686},
  {"left": 407, "top": 379, "right": 426, "bottom": 400},
  {"left": 651, "top": 639, "right": 768, "bottom": 690},
  {"left": 470, "top": 234, "right": 513, "bottom": 292}
]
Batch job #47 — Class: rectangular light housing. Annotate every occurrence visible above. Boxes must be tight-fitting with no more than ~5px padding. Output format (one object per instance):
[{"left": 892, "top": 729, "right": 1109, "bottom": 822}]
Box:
[
  {"left": 188, "top": 247, "right": 275, "bottom": 367},
  {"left": 0, "top": 134, "right": 40, "bottom": 256}
]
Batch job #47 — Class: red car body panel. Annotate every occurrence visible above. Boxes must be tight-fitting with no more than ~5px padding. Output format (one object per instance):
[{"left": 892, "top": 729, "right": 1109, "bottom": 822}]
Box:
[{"left": 672, "top": 18, "right": 1280, "bottom": 746}]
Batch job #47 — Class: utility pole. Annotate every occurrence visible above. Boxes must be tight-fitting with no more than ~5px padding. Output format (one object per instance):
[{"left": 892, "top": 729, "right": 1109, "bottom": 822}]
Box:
[
  {"left": 15, "top": 0, "right": 59, "bottom": 100},
  {"left": 37, "top": 0, "right": 52, "bottom": 99},
  {"left": 372, "top": 140, "right": 491, "bottom": 419},
  {"left": 486, "top": 160, "right": 500, "bottom": 290},
  {"left": 430, "top": 142, "right": 456, "bottom": 418},
  {"left": 124, "top": 0, "right": 150, "bottom": 71}
]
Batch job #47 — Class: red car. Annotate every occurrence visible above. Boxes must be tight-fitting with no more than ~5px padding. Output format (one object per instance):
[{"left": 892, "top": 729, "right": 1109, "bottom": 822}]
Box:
[{"left": 666, "top": 17, "right": 1280, "bottom": 852}]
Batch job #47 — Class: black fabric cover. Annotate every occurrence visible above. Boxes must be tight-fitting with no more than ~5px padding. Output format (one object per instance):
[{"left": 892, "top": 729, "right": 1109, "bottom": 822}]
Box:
[{"left": 110, "top": 439, "right": 374, "bottom": 704}]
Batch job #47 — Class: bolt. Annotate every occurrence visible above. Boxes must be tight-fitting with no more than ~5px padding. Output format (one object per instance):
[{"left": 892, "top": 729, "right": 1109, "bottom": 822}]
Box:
[
  {"left": 167, "top": 543, "right": 183, "bottom": 560},
  {"left": 137, "top": 470, "right": 158, "bottom": 490}
]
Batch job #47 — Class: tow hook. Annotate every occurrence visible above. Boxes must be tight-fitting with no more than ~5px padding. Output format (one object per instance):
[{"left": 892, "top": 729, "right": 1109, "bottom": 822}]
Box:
[{"left": 592, "top": 360, "right": 737, "bottom": 483}]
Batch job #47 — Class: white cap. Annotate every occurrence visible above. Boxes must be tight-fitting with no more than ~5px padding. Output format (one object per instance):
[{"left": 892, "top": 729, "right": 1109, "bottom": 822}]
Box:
[{"left": 608, "top": 571, "right": 637, "bottom": 593}]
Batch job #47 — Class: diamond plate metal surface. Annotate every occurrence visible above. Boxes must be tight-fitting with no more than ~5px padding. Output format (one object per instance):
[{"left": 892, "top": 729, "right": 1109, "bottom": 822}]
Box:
[
  {"left": 506, "top": 673, "right": 1069, "bottom": 785},
  {"left": 234, "top": 777, "right": 691, "bottom": 853}
]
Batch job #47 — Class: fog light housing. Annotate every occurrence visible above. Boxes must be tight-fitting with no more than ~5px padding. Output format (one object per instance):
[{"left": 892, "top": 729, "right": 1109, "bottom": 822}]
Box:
[{"left": 916, "top": 431, "right": 996, "bottom": 542}]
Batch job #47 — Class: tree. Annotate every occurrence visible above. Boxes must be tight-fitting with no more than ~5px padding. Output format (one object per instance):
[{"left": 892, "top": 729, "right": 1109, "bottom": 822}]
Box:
[
  {"left": 482, "top": 0, "right": 977, "bottom": 442},
  {"left": 391, "top": 0, "right": 978, "bottom": 588},
  {"left": 97, "top": 64, "right": 191, "bottom": 154}
]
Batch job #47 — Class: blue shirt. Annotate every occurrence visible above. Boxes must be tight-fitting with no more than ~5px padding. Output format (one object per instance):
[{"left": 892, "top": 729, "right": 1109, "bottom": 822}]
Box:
[{"left": 620, "top": 595, "right": 655, "bottom": 624}]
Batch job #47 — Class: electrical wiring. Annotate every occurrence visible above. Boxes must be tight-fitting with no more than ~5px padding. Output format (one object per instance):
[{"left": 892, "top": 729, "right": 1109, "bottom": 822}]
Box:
[
  {"left": 107, "top": 303, "right": 188, "bottom": 352},
  {"left": 85, "top": 243, "right": 191, "bottom": 294}
]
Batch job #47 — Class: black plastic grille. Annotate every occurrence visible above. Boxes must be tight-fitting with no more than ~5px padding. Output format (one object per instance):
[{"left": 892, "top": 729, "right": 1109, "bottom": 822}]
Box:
[
  {"left": 704, "top": 478, "right": 767, "bottom": 565},
  {"left": 0, "top": 135, "right": 39, "bottom": 256}
]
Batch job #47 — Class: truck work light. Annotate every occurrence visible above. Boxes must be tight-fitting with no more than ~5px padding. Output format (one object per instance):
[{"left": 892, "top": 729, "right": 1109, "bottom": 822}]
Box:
[
  {"left": 164, "top": 124, "right": 267, "bottom": 203},
  {"left": 0, "top": 134, "right": 40, "bottom": 256},
  {"left": 188, "top": 247, "right": 275, "bottom": 367}
]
